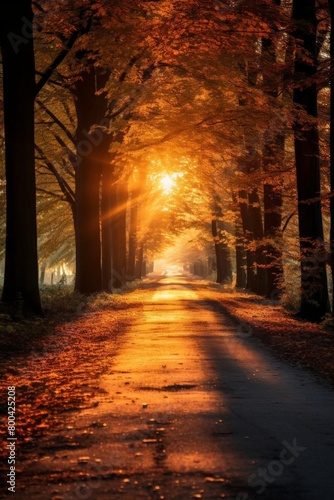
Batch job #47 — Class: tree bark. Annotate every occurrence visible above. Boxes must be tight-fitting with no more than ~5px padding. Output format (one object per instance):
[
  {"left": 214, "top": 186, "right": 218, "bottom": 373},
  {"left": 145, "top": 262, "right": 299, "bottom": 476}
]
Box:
[
  {"left": 212, "top": 219, "right": 224, "bottom": 283},
  {"left": 292, "top": 0, "right": 329, "bottom": 321},
  {"left": 39, "top": 262, "right": 46, "bottom": 287},
  {"left": 235, "top": 216, "right": 247, "bottom": 288},
  {"left": 238, "top": 189, "right": 256, "bottom": 291},
  {"left": 232, "top": 193, "right": 247, "bottom": 288},
  {"left": 72, "top": 65, "right": 109, "bottom": 294},
  {"left": 248, "top": 188, "right": 266, "bottom": 295},
  {"left": 261, "top": 12, "right": 284, "bottom": 299},
  {"left": 136, "top": 242, "right": 144, "bottom": 280},
  {"left": 263, "top": 180, "right": 283, "bottom": 297},
  {"left": 101, "top": 163, "right": 113, "bottom": 291},
  {"left": 127, "top": 180, "right": 140, "bottom": 280},
  {"left": 330, "top": 1, "right": 334, "bottom": 315},
  {"left": 74, "top": 159, "right": 102, "bottom": 294},
  {"left": 0, "top": 1, "right": 42, "bottom": 315},
  {"left": 111, "top": 179, "right": 128, "bottom": 288},
  {"left": 211, "top": 219, "right": 232, "bottom": 284}
]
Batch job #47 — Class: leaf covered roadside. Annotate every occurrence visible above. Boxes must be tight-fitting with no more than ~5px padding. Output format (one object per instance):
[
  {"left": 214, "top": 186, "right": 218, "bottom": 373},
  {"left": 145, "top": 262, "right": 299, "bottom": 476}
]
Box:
[
  {"left": 0, "top": 287, "right": 144, "bottom": 470},
  {"left": 198, "top": 284, "right": 334, "bottom": 386}
]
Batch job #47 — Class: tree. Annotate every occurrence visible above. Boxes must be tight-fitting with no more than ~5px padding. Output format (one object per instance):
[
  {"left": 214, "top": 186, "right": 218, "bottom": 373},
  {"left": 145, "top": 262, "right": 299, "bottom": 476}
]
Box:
[
  {"left": 110, "top": 175, "right": 128, "bottom": 288},
  {"left": 330, "top": 0, "right": 334, "bottom": 314},
  {"left": 0, "top": 0, "right": 87, "bottom": 314},
  {"left": 261, "top": 0, "right": 284, "bottom": 298},
  {"left": 127, "top": 169, "right": 143, "bottom": 281},
  {"left": 72, "top": 62, "right": 110, "bottom": 294},
  {"left": 0, "top": 1, "right": 42, "bottom": 315},
  {"left": 292, "top": 0, "right": 329, "bottom": 321}
]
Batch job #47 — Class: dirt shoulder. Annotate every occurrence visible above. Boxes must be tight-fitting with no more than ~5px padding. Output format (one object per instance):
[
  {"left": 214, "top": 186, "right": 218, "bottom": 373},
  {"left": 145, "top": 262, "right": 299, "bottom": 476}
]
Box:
[
  {"left": 197, "top": 283, "right": 334, "bottom": 387},
  {"left": 0, "top": 289, "right": 145, "bottom": 473}
]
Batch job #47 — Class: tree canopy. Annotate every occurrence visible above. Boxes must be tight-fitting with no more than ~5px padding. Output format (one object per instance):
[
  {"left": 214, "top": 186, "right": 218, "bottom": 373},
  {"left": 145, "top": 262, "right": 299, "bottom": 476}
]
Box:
[{"left": 0, "top": 0, "right": 333, "bottom": 322}]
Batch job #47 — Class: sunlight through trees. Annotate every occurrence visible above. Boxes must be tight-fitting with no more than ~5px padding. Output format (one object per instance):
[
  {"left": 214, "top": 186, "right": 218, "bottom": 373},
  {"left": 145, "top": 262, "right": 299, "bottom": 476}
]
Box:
[{"left": 0, "top": 0, "right": 333, "bottom": 322}]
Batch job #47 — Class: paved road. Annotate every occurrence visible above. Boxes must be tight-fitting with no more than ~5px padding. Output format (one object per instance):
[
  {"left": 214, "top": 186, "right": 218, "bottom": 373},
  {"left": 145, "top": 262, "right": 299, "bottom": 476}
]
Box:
[{"left": 13, "top": 276, "right": 334, "bottom": 499}]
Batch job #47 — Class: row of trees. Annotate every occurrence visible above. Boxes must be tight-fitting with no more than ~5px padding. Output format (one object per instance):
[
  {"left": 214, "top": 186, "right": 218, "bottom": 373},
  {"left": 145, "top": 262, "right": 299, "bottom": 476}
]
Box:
[{"left": 0, "top": 0, "right": 333, "bottom": 322}]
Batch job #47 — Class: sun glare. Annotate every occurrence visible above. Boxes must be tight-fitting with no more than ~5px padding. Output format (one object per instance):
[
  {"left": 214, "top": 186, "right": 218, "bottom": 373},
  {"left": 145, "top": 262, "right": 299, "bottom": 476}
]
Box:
[{"left": 161, "top": 174, "right": 175, "bottom": 193}]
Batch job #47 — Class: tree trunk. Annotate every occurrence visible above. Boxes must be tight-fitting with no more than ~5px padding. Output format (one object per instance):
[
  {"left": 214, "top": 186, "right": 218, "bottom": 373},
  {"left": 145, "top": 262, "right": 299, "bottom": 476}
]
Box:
[
  {"left": 101, "top": 164, "right": 113, "bottom": 291},
  {"left": 238, "top": 189, "right": 256, "bottom": 291},
  {"left": 232, "top": 193, "right": 247, "bottom": 288},
  {"left": 261, "top": 11, "right": 284, "bottom": 299},
  {"left": 263, "top": 179, "right": 283, "bottom": 298},
  {"left": 235, "top": 216, "right": 247, "bottom": 288},
  {"left": 142, "top": 260, "right": 147, "bottom": 278},
  {"left": 330, "top": 1, "right": 334, "bottom": 315},
  {"left": 248, "top": 188, "right": 266, "bottom": 296},
  {"left": 221, "top": 248, "right": 231, "bottom": 282},
  {"left": 0, "top": 1, "right": 42, "bottom": 315},
  {"left": 212, "top": 219, "right": 224, "bottom": 283},
  {"left": 136, "top": 243, "right": 144, "bottom": 280},
  {"left": 127, "top": 182, "right": 140, "bottom": 280},
  {"left": 74, "top": 155, "right": 102, "bottom": 294},
  {"left": 111, "top": 179, "right": 128, "bottom": 288},
  {"left": 211, "top": 197, "right": 232, "bottom": 284},
  {"left": 73, "top": 65, "right": 109, "bottom": 294},
  {"left": 39, "top": 262, "right": 46, "bottom": 287},
  {"left": 292, "top": 0, "right": 329, "bottom": 321}
]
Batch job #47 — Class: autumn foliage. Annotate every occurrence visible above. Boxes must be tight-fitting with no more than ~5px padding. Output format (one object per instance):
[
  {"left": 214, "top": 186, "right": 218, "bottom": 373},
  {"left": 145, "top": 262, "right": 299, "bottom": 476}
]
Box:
[{"left": 0, "top": 0, "right": 333, "bottom": 322}]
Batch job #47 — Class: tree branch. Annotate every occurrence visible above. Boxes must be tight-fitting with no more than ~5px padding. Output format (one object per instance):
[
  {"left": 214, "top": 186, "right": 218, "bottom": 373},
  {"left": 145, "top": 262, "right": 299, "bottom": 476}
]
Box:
[
  {"left": 35, "top": 144, "right": 75, "bottom": 207},
  {"left": 52, "top": 133, "right": 77, "bottom": 170},
  {"left": 36, "top": 99, "right": 76, "bottom": 145},
  {"left": 34, "top": 16, "right": 92, "bottom": 98},
  {"left": 282, "top": 211, "right": 297, "bottom": 232},
  {"left": 127, "top": 116, "right": 222, "bottom": 152},
  {"left": 36, "top": 188, "right": 67, "bottom": 202}
]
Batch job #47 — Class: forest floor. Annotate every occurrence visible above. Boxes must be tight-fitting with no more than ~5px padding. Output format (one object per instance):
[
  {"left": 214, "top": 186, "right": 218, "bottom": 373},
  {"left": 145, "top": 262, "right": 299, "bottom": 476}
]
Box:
[{"left": 0, "top": 274, "right": 334, "bottom": 499}]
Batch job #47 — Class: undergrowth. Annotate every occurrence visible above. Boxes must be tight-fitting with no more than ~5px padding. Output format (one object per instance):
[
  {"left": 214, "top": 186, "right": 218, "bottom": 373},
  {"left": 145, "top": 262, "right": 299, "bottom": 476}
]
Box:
[{"left": 0, "top": 284, "right": 142, "bottom": 361}]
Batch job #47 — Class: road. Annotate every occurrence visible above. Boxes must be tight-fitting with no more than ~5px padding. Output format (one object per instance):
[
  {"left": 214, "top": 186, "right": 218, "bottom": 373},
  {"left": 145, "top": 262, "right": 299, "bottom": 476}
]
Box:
[{"left": 11, "top": 276, "right": 334, "bottom": 499}]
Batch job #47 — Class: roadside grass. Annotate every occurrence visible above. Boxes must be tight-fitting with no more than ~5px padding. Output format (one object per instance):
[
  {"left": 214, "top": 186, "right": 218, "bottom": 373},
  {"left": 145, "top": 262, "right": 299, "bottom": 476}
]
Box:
[{"left": 0, "top": 283, "right": 143, "bottom": 363}]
